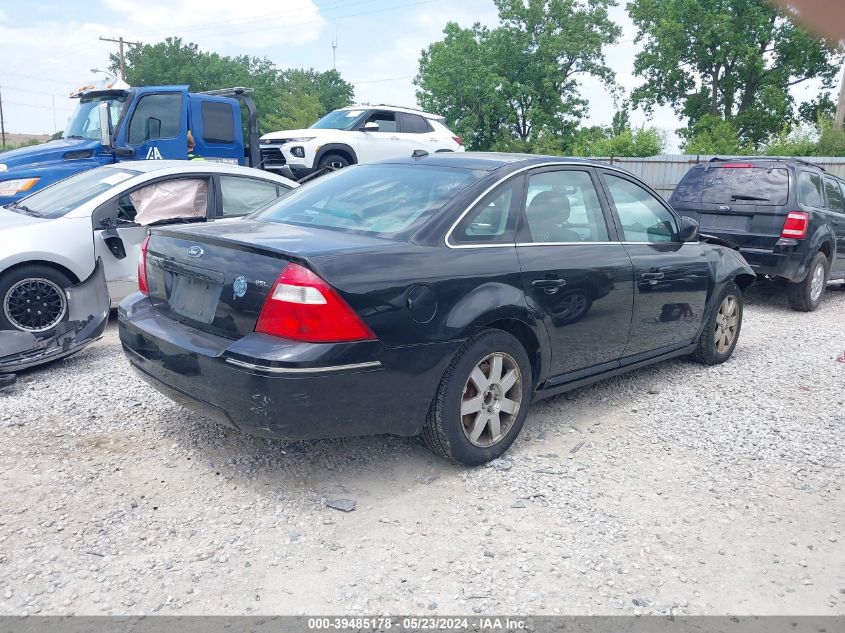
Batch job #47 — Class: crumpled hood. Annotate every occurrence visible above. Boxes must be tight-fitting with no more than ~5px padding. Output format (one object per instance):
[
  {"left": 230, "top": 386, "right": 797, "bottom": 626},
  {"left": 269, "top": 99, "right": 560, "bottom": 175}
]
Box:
[
  {"left": 0, "top": 138, "right": 102, "bottom": 175},
  {"left": 260, "top": 128, "right": 339, "bottom": 142}
]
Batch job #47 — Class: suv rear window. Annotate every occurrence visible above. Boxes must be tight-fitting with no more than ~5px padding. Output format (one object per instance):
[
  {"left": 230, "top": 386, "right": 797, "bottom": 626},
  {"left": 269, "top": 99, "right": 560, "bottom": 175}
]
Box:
[{"left": 673, "top": 166, "right": 789, "bottom": 206}]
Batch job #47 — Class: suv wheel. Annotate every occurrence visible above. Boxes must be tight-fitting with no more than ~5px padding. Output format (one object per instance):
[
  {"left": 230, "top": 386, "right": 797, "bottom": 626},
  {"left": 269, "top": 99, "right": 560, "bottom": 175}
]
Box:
[
  {"left": 788, "top": 251, "right": 829, "bottom": 312},
  {"left": 422, "top": 329, "right": 532, "bottom": 466},
  {"left": 692, "top": 281, "right": 743, "bottom": 365},
  {"left": 318, "top": 153, "right": 351, "bottom": 171}
]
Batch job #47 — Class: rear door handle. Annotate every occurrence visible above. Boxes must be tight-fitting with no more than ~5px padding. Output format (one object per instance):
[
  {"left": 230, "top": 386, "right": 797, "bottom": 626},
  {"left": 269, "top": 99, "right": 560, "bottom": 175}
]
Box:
[
  {"left": 641, "top": 272, "right": 665, "bottom": 280},
  {"left": 390, "top": 136, "right": 400, "bottom": 140},
  {"left": 531, "top": 278, "right": 567, "bottom": 294}
]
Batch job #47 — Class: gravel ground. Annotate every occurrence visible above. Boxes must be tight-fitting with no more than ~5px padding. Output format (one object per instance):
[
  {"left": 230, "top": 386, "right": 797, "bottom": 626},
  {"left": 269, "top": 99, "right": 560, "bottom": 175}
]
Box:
[{"left": 1, "top": 283, "right": 844, "bottom": 616}]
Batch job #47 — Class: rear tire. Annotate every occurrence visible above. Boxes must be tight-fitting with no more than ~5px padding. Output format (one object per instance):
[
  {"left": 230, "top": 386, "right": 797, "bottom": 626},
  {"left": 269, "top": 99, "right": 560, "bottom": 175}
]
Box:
[
  {"left": 0, "top": 264, "right": 72, "bottom": 333},
  {"left": 318, "top": 153, "right": 351, "bottom": 171},
  {"left": 787, "top": 252, "right": 828, "bottom": 312},
  {"left": 422, "top": 329, "right": 532, "bottom": 466},
  {"left": 692, "top": 281, "right": 743, "bottom": 365}
]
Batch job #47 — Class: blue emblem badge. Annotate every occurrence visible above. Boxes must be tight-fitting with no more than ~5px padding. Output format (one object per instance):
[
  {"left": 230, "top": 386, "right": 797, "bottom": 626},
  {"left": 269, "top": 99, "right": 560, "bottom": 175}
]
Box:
[{"left": 233, "top": 275, "right": 248, "bottom": 299}]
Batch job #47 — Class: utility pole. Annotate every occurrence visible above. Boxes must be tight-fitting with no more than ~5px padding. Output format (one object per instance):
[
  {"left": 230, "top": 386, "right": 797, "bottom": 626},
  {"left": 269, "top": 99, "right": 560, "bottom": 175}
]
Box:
[
  {"left": 332, "top": 31, "right": 338, "bottom": 71},
  {"left": 836, "top": 62, "right": 845, "bottom": 130},
  {"left": 99, "top": 36, "right": 141, "bottom": 80},
  {"left": 0, "top": 87, "right": 6, "bottom": 149}
]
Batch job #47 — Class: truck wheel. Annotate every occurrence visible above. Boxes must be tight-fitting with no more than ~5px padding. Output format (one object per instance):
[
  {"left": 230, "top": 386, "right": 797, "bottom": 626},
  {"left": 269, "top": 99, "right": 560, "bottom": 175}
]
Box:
[
  {"left": 422, "top": 329, "right": 532, "bottom": 466},
  {"left": 692, "top": 281, "right": 743, "bottom": 365},
  {"left": 0, "top": 265, "right": 72, "bottom": 333},
  {"left": 787, "top": 251, "right": 829, "bottom": 312},
  {"left": 318, "top": 153, "right": 350, "bottom": 171}
]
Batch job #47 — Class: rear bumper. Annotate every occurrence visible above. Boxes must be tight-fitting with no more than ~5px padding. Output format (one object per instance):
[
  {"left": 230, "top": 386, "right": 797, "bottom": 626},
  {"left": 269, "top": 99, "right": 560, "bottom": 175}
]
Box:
[
  {"left": 738, "top": 246, "right": 805, "bottom": 281},
  {"left": 117, "top": 293, "right": 454, "bottom": 440}
]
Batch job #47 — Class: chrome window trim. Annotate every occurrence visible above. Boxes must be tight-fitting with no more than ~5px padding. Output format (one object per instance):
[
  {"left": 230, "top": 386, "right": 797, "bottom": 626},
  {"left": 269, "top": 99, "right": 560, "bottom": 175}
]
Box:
[
  {"left": 225, "top": 358, "right": 382, "bottom": 374},
  {"left": 444, "top": 161, "right": 636, "bottom": 249}
]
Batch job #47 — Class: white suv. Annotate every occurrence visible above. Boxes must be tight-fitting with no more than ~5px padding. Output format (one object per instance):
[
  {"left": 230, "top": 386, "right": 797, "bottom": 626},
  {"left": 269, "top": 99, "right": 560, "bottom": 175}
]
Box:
[{"left": 259, "top": 105, "right": 464, "bottom": 178}]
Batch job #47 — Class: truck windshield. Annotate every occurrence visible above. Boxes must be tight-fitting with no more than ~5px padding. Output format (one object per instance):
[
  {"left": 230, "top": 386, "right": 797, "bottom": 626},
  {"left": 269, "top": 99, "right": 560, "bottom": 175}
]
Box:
[
  {"left": 310, "top": 109, "right": 366, "bottom": 130},
  {"left": 63, "top": 94, "right": 128, "bottom": 141},
  {"left": 11, "top": 167, "right": 141, "bottom": 219}
]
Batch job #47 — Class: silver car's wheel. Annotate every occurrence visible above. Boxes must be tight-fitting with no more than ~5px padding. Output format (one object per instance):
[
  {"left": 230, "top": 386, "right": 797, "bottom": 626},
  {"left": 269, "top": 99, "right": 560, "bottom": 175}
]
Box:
[
  {"left": 3, "top": 277, "right": 67, "bottom": 332},
  {"left": 460, "top": 351, "right": 523, "bottom": 448},
  {"left": 713, "top": 294, "right": 739, "bottom": 354}
]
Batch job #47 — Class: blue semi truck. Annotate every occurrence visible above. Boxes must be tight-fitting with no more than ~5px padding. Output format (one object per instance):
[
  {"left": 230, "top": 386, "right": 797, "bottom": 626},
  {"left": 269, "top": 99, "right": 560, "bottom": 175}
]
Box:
[{"left": 0, "top": 78, "right": 261, "bottom": 205}]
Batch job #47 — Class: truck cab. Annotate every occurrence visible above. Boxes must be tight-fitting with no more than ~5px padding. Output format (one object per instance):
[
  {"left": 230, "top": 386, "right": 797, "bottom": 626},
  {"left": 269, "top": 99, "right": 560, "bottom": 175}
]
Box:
[{"left": 0, "top": 79, "right": 259, "bottom": 205}]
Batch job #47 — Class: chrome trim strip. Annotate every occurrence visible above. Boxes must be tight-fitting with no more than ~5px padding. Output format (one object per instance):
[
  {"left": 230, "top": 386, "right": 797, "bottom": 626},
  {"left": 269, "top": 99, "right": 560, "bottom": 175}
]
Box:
[
  {"left": 224, "top": 358, "right": 382, "bottom": 374},
  {"left": 444, "top": 160, "right": 636, "bottom": 249}
]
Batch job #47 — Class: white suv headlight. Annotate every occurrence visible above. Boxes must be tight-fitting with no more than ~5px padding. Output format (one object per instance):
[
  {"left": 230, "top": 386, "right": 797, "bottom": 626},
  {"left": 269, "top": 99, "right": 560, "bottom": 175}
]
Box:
[
  {"left": 0, "top": 164, "right": 7, "bottom": 172},
  {"left": 284, "top": 137, "right": 316, "bottom": 143}
]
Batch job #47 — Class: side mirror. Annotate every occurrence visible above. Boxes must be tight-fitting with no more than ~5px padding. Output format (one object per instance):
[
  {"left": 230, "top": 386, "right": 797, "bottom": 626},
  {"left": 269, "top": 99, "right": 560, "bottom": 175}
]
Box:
[
  {"left": 678, "top": 216, "right": 700, "bottom": 242},
  {"left": 145, "top": 117, "right": 162, "bottom": 141},
  {"left": 100, "top": 227, "right": 127, "bottom": 260},
  {"left": 362, "top": 121, "right": 379, "bottom": 132},
  {"left": 114, "top": 146, "right": 135, "bottom": 158},
  {"left": 98, "top": 102, "right": 113, "bottom": 148}
]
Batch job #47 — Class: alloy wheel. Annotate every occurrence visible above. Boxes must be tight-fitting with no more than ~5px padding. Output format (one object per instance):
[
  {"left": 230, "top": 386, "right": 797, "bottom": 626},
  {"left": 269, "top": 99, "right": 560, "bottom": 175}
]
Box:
[
  {"left": 714, "top": 295, "right": 739, "bottom": 354},
  {"left": 3, "top": 278, "right": 67, "bottom": 332},
  {"left": 460, "top": 352, "right": 522, "bottom": 447},
  {"left": 809, "top": 262, "right": 825, "bottom": 302}
]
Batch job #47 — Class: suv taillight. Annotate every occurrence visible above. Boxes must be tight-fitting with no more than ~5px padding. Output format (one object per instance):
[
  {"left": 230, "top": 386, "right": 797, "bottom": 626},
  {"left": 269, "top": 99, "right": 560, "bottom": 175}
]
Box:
[
  {"left": 255, "top": 263, "right": 375, "bottom": 343},
  {"left": 452, "top": 135, "right": 464, "bottom": 146},
  {"left": 781, "top": 211, "right": 809, "bottom": 239},
  {"left": 138, "top": 235, "right": 150, "bottom": 294}
]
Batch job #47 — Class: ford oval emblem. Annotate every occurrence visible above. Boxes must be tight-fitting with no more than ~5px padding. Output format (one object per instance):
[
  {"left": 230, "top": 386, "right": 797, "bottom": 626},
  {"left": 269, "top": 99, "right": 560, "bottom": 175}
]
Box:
[
  {"left": 233, "top": 275, "right": 248, "bottom": 299},
  {"left": 187, "top": 246, "right": 204, "bottom": 258}
]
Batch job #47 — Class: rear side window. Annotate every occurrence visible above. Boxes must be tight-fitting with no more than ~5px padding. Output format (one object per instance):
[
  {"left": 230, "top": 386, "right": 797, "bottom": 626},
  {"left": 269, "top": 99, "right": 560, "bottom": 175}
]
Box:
[
  {"left": 823, "top": 177, "right": 845, "bottom": 212},
  {"left": 673, "top": 166, "right": 789, "bottom": 206},
  {"left": 220, "top": 176, "right": 281, "bottom": 216},
  {"left": 399, "top": 113, "right": 433, "bottom": 134},
  {"left": 798, "top": 171, "right": 823, "bottom": 208},
  {"left": 451, "top": 178, "right": 520, "bottom": 244},
  {"left": 128, "top": 93, "right": 182, "bottom": 144},
  {"left": 201, "top": 101, "right": 235, "bottom": 144}
]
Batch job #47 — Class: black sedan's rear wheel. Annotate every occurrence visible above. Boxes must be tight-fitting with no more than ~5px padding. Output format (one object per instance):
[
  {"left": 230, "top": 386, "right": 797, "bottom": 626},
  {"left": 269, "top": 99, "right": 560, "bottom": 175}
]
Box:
[
  {"left": 0, "top": 265, "right": 72, "bottom": 333},
  {"left": 691, "top": 281, "right": 743, "bottom": 365},
  {"left": 422, "top": 329, "right": 532, "bottom": 466}
]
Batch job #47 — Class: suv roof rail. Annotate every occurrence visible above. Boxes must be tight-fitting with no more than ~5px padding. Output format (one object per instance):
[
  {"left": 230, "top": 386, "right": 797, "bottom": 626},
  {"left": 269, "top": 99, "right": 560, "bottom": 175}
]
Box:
[{"left": 706, "top": 156, "right": 827, "bottom": 172}]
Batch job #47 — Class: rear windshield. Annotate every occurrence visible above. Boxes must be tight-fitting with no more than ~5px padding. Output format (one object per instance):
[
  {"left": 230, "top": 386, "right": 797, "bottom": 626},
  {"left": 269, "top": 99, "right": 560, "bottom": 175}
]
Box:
[
  {"left": 253, "top": 163, "right": 479, "bottom": 237},
  {"left": 673, "top": 166, "right": 789, "bottom": 205}
]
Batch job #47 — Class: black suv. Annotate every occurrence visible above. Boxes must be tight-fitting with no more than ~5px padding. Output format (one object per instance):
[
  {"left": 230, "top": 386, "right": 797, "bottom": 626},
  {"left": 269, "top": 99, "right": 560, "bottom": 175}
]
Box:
[{"left": 670, "top": 158, "right": 845, "bottom": 311}]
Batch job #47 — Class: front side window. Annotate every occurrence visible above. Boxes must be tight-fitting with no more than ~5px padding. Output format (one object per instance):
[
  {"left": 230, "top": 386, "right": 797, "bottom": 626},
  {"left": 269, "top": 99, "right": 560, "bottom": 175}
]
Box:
[
  {"left": 605, "top": 173, "right": 678, "bottom": 243},
  {"left": 362, "top": 111, "right": 397, "bottom": 133},
  {"left": 451, "top": 179, "right": 520, "bottom": 245},
  {"left": 823, "top": 177, "right": 845, "bottom": 212},
  {"left": 254, "top": 164, "right": 478, "bottom": 237},
  {"left": 798, "top": 171, "right": 823, "bottom": 208},
  {"left": 523, "top": 170, "right": 609, "bottom": 243},
  {"left": 128, "top": 93, "right": 182, "bottom": 144},
  {"left": 220, "top": 176, "right": 282, "bottom": 216}
]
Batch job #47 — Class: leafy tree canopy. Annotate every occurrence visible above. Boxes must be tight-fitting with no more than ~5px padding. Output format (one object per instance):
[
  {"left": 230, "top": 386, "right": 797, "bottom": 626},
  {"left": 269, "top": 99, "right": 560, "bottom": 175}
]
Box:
[
  {"left": 416, "top": 0, "right": 621, "bottom": 151},
  {"left": 627, "top": 0, "right": 843, "bottom": 147},
  {"left": 112, "top": 37, "right": 353, "bottom": 134}
]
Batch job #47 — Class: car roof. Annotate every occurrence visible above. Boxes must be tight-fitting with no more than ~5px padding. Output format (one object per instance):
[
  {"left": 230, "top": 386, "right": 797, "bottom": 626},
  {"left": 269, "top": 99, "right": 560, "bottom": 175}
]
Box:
[
  {"left": 374, "top": 151, "right": 617, "bottom": 172},
  {"left": 101, "top": 160, "right": 297, "bottom": 184},
  {"left": 338, "top": 104, "right": 445, "bottom": 120}
]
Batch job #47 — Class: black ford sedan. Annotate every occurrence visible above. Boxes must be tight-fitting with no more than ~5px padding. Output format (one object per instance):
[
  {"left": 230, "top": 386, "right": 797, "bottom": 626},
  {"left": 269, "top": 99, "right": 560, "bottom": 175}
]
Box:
[{"left": 118, "top": 153, "right": 755, "bottom": 465}]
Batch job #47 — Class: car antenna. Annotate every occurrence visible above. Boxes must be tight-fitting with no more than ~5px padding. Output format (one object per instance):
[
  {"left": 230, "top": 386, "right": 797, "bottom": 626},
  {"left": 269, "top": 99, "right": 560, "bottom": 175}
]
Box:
[{"left": 412, "top": 149, "right": 428, "bottom": 158}]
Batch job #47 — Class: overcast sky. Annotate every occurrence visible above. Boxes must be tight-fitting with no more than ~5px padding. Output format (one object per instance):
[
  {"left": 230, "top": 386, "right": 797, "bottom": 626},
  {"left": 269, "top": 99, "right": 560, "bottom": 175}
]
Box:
[{"left": 0, "top": 0, "right": 825, "bottom": 151}]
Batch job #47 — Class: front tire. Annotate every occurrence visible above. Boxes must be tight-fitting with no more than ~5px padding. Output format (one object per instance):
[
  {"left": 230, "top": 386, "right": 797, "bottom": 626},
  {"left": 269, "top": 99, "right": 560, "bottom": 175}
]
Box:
[
  {"left": 788, "top": 251, "right": 828, "bottom": 312},
  {"left": 318, "top": 153, "right": 351, "bottom": 171},
  {"left": 0, "top": 265, "right": 72, "bottom": 333},
  {"left": 692, "top": 281, "right": 743, "bottom": 365},
  {"left": 422, "top": 329, "right": 532, "bottom": 466}
]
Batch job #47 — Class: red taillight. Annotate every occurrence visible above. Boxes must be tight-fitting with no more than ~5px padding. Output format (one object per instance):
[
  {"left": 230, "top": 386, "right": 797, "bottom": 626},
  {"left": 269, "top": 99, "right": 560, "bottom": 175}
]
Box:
[
  {"left": 781, "top": 211, "right": 809, "bottom": 239},
  {"left": 255, "top": 263, "right": 375, "bottom": 343},
  {"left": 138, "top": 235, "right": 150, "bottom": 294},
  {"left": 452, "top": 135, "right": 464, "bottom": 147}
]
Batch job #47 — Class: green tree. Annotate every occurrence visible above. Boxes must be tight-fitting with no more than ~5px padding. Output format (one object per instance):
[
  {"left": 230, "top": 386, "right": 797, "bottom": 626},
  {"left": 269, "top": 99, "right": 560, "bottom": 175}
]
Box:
[
  {"left": 114, "top": 37, "right": 353, "bottom": 134},
  {"left": 627, "top": 0, "right": 843, "bottom": 147},
  {"left": 573, "top": 125, "right": 664, "bottom": 156},
  {"left": 682, "top": 114, "right": 753, "bottom": 154},
  {"left": 416, "top": 0, "right": 621, "bottom": 151}
]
